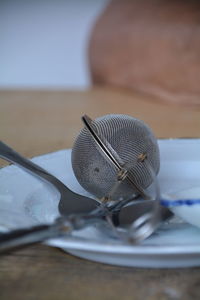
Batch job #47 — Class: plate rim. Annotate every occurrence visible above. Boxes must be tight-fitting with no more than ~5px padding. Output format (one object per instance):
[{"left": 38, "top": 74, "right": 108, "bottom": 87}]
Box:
[{"left": 46, "top": 237, "right": 200, "bottom": 255}]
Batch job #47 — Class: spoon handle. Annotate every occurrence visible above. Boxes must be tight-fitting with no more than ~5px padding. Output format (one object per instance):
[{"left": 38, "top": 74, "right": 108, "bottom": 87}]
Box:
[
  {"left": 0, "top": 212, "right": 106, "bottom": 254},
  {"left": 0, "top": 222, "right": 66, "bottom": 254},
  {"left": 0, "top": 141, "right": 66, "bottom": 191}
]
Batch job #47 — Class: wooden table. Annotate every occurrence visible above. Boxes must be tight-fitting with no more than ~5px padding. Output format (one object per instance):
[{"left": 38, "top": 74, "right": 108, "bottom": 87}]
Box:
[{"left": 0, "top": 88, "right": 200, "bottom": 300}]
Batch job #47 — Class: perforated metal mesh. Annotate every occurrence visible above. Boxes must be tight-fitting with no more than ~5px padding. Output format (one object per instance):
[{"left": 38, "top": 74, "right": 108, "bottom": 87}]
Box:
[{"left": 71, "top": 114, "right": 160, "bottom": 200}]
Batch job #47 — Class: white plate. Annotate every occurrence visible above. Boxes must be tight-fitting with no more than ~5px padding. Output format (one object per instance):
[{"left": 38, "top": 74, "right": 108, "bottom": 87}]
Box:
[{"left": 0, "top": 139, "right": 200, "bottom": 268}]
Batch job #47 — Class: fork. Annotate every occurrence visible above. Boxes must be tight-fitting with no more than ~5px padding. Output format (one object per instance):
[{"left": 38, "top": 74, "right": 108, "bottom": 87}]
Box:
[{"left": 0, "top": 141, "right": 98, "bottom": 215}]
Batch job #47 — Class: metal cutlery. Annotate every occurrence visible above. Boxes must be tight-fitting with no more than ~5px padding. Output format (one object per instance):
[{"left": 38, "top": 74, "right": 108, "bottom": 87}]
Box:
[{"left": 0, "top": 141, "right": 173, "bottom": 253}]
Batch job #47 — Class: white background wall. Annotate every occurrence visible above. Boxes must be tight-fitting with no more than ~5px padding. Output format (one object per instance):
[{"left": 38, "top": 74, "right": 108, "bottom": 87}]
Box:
[{"left": 0, "top": 0, "right": 109, "bottom": 89}]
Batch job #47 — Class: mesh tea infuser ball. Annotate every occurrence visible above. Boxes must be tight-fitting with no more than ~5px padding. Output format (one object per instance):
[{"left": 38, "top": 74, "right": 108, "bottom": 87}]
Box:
[{"left": 71, "top": 114, "right": 160, "bottom": 201}]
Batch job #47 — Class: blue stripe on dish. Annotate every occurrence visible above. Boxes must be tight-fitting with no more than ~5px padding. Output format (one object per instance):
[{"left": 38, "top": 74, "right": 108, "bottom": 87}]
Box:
[{"left": 160, "top": 198, "right": 200, "bottom": 207}]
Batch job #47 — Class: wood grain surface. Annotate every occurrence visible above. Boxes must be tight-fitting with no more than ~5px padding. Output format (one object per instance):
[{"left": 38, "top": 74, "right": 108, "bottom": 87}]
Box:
[{"left": 0, "top": 88, "right": 200, "bottom": 300}]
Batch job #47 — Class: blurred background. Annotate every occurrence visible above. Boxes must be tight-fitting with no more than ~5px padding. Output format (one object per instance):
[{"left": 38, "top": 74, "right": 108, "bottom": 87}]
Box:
[
  {"left": 1, "top": 0, "right": 200, "bottom": 106},
  {"left": 0, "top": 0, "right": 109, "bottom": 89}
]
